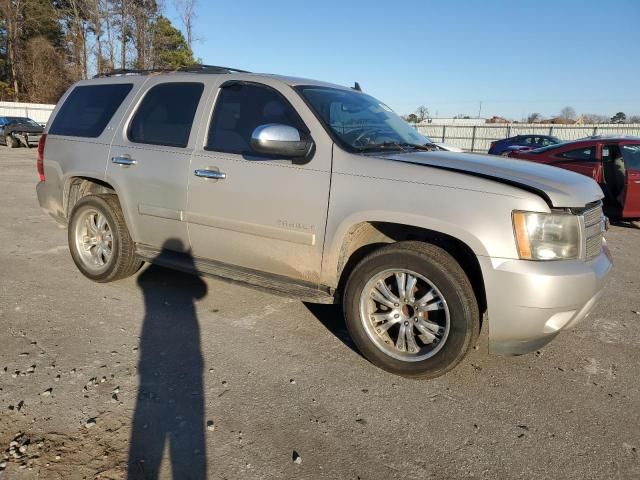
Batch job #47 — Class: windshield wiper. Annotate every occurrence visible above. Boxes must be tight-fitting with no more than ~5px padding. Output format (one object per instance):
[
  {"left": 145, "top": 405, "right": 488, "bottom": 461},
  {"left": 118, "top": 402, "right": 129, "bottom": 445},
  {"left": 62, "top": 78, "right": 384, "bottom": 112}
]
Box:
[
  {"left": 357, "top": 142, "right": 438, "bottom": 152},
  {"left": 356, "top": 142, "right": 406, "bottom": 152},
  {"left": 402, "top": 142, "right": 439, "bottom": 151}
]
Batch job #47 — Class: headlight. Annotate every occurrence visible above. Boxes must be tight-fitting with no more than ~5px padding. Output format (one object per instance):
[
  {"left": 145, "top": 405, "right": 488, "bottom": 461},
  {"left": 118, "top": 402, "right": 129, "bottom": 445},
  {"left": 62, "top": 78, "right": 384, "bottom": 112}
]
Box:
[{"left": 512, "top": 211, "right": 581, "bottom": 260}]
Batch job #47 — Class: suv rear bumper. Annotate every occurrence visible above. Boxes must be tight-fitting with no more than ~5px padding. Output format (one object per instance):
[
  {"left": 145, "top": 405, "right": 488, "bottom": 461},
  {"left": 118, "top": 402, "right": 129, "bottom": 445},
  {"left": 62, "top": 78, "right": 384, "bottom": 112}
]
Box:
[
  {"left": 479, "top": 244, "right": 613, "bottom": 355},
  {"left": 36, "top": 180, "right": 66, "bottom": 225}
]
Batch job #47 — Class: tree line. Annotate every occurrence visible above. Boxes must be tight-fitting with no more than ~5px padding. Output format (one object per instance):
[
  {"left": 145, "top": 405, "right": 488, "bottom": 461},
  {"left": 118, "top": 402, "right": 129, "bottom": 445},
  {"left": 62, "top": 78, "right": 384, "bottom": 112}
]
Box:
[
  {"left": 0, "top": 0, "right": 198, "bottom": 103},
  {"left": 403, "top": 104, "right": 640, "bottom": 124}
]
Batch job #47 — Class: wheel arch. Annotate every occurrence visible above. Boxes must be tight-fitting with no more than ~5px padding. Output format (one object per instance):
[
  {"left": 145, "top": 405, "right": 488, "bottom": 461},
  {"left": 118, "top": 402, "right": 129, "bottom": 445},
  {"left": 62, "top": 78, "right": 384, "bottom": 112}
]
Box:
[
  {"left": 332, "top": 221, "right": 487, "bottom": 319},
  {"left": 63, "top": 176, "right": 117, "bottom": 219}
]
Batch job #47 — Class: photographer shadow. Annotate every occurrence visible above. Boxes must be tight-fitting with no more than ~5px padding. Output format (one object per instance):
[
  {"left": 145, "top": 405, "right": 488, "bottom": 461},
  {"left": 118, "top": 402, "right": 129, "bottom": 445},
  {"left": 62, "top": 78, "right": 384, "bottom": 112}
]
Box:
[{"left": 127, "top": 241, "right": 208, "bottom": 479}]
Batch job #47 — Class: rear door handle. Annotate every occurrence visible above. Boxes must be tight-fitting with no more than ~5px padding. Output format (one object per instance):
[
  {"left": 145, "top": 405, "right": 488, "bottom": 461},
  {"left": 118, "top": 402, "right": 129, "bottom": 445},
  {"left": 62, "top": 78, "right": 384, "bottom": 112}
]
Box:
[
  {"left": 194, "top": 169, "right": 226, "bottom": 180},
  {"left": 112, "top": 156, "right": 136, "bottom": 166}
]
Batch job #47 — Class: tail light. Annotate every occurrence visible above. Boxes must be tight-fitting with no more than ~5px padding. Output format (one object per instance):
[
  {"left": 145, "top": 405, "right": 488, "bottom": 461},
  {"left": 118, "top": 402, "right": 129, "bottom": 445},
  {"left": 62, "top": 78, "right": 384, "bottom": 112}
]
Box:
[
  {"left": 489, "top": 141, "right": 496, "bottom": 150},
  {"left": 37, "top": 134, "right": 47, "bottom": 181}
]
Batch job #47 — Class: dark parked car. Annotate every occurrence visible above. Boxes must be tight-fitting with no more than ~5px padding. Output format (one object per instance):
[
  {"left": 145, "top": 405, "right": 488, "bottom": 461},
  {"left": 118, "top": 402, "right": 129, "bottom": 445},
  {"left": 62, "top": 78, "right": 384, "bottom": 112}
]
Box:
[
  {"left": 488, "top": 134, "right": 561, "bottom": 155},
  {"left": 509, "top": 136, "right": 640, "bottom": 225},
  {"left": 0, "top": 116, "right": 44, "bottom": 148}
]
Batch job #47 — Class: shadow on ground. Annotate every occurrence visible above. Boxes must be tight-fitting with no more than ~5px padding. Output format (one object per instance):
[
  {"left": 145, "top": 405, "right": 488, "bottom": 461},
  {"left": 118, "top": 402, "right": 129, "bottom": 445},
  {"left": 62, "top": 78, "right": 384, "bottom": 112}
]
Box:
[
  {"left": 128, "top": 241, "right": 208, "bottom": 479},
  {"left": 303, "top": 302, "right": 361, "bottom": 355}
]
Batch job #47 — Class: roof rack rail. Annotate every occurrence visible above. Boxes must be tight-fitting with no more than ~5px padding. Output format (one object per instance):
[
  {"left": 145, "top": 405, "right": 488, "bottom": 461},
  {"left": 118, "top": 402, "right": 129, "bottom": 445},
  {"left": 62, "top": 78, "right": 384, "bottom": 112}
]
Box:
[{"left": 93, "top": 64, "right": 250, "bottom": 78}]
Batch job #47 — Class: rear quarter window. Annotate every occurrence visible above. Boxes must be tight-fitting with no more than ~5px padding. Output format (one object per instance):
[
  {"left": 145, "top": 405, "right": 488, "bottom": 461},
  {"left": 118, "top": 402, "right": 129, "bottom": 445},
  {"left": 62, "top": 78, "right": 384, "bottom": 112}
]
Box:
[{"left": 49, "top": 84, "right": 133, "bottom": 138}]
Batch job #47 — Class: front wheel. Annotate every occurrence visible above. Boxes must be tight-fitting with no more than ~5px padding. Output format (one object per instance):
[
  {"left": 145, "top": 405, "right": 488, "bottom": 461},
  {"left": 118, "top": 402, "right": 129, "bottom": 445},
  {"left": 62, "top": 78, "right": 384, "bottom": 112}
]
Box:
[
  {"left": 343, "top": 241, "right": 479, "bottom": 379},
  {"left": 68, "top": 195, "right": 143, "bottom": 282}
]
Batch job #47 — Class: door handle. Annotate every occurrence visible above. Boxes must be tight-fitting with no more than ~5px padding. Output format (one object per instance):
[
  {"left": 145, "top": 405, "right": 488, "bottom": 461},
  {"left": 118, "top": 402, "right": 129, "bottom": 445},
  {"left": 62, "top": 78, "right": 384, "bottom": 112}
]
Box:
[
  {"left": 112, "top": 156, "right": 136, "bottom": 166},
  {"left": 194, "top": 169, "right": 226, "bottom": 180}
]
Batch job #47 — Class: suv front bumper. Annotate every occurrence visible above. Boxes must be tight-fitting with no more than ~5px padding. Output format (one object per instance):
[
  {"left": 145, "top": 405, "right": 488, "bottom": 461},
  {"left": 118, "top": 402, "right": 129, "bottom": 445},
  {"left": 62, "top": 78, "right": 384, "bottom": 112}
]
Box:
[{"left": 479, "top": 244, "right": 613, "bottom": 355}]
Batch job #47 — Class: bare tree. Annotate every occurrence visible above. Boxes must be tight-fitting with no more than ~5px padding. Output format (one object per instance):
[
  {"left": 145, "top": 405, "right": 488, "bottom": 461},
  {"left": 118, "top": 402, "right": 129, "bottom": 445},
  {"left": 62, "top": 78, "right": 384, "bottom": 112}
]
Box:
[
  {"left": 24, "top": 36, "right": 71, "bottom": 102},
  {"left": 581, "top": 113, "right": 609, "bottom": 124},
  {"left": 173, "top": 0, "right": 196, "bottom": 49},
  {"left": 559, "top": 106, "right": 576, "bottom": 122},
  {"left": 629, "top": 115, "right": 640, "bottom": 123},
  {"left": 62, "top": 0, "right": 91, "bottom": 80},
  {"left": 0, "top": 0, "right": 25, "bottom": 98},
  {"left": 114, "top": 0, "right": 131, "bottom": 68},
  {"left": 415, "top": 105, "right": 429, "bottom": 123},
  {"left": 526, "top": 112, "right": 541, "bottom": 123}
]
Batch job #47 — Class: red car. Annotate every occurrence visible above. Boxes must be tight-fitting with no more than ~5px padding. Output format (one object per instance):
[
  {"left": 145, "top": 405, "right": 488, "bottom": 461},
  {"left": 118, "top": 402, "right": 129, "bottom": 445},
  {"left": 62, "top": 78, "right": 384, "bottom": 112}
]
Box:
[{"left": 509, "top": 136, "right": 640, "bottom": 225}]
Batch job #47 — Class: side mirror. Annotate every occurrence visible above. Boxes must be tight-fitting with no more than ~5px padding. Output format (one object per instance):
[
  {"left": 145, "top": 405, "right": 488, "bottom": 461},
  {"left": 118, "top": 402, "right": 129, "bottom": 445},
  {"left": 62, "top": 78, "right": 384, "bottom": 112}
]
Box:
[{"left": 250, "top": 124, "right": 312, "bottom": 158}]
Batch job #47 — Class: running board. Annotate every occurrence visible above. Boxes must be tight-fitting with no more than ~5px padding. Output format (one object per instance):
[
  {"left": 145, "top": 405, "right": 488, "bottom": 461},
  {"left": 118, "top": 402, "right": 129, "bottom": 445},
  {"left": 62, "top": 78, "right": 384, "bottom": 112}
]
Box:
[{"left": 135, "top": 244, "right": 336, "bottom": 304}]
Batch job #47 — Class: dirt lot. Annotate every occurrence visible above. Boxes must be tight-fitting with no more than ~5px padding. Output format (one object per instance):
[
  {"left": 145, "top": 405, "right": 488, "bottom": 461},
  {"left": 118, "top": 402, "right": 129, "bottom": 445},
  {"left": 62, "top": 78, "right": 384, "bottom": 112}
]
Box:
[{"left": 1, "top": 147, "right": 639, "bottom": 479}]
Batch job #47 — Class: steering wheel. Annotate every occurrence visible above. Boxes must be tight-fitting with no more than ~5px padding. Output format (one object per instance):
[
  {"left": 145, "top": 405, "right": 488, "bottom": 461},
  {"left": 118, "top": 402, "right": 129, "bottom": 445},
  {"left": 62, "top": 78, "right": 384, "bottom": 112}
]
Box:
[{"left": 350, "top": 128, "right": 396, "bottom": 148}]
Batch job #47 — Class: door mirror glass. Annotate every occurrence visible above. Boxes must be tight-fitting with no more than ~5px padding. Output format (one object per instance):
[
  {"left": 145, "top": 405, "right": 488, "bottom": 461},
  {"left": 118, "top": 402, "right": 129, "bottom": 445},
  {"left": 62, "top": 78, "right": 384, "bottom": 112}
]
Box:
[{"left": 250, "top": 124, "right": 312, "bottom": 158}]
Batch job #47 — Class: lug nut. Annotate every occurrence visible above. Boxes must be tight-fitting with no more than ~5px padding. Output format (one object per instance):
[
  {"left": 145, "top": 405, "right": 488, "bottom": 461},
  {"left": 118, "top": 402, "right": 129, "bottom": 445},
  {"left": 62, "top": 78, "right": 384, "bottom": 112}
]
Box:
[{"left": 394, "top": 314, "right": 400, "bottom": 319}]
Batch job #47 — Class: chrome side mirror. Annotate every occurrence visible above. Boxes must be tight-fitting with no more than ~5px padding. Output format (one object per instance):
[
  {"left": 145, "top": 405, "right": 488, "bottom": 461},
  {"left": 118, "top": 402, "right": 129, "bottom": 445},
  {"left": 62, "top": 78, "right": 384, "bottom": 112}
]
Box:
[{"left": 250, "top": 124, "right": 312, "bottom": 158}]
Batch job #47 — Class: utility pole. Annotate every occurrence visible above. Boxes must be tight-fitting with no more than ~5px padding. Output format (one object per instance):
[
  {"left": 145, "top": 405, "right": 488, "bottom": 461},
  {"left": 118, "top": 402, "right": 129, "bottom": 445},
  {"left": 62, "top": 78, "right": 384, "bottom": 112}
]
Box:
[{"left": 478, "top": 101, "right": 483, "bottom": 119}]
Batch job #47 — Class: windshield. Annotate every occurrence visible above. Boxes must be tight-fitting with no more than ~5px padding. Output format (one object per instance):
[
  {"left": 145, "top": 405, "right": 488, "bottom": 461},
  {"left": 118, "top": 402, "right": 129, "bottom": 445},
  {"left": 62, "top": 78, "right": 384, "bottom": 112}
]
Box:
[
  {"left": 297, "top": 86, "right": 431, "bottom": 152},
  {"left": 6, "top": 117, "right": 40, "bottom": 127}
]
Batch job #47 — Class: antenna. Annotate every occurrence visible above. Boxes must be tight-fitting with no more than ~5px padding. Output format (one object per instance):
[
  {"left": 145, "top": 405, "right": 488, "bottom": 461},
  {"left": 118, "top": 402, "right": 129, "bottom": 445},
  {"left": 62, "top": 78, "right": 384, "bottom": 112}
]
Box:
[{"left": 352, "top": 82, "right": 362, "bottom": 92}]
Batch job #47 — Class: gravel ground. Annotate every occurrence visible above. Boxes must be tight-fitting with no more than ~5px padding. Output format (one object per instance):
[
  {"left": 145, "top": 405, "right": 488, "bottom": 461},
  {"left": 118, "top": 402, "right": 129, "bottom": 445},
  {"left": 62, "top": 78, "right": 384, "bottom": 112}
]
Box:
[{"left": 1, "top": 148, "right": 639, "bottom": 479}]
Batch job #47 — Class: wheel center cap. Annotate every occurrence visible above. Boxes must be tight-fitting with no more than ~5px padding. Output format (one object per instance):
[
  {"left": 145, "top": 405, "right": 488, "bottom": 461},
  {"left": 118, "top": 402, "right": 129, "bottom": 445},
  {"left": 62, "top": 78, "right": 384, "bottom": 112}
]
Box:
[{"left": 401, "top": 303, "right": 415, "bottom": 318}]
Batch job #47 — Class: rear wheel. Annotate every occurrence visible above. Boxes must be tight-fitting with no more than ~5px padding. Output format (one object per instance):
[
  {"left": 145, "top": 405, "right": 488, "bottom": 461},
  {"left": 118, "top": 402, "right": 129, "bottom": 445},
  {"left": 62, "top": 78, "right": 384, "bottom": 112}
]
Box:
[
  {"left": 68, "top": 195, "right": 142, "bottom": 282},
  {"left": 343, "top": 241, "right": 479, "bottom": 379}
]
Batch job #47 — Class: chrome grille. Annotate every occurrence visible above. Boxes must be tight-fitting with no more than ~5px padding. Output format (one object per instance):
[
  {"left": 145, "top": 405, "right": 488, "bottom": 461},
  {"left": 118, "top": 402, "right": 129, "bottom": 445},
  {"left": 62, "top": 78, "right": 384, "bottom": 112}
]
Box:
[{"left": 582, "top": 203, "right": 604, "bottom": 260}]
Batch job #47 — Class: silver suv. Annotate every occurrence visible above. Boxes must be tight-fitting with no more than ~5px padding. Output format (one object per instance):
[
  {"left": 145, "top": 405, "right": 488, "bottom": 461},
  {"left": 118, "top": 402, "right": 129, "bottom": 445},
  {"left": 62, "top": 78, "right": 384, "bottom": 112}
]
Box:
[{"left": 36, "top": 65, "right": 612, "bottom": 378}]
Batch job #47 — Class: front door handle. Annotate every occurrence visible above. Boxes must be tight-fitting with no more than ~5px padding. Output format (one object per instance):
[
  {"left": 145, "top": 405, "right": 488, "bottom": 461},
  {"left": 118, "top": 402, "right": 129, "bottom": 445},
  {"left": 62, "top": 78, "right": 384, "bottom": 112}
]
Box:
[
  {"left": 194, "top": 169, "right": 226, "bottom": 180},
  {"left": 112, "top": 155, "right": 136, "bottom": 166}
]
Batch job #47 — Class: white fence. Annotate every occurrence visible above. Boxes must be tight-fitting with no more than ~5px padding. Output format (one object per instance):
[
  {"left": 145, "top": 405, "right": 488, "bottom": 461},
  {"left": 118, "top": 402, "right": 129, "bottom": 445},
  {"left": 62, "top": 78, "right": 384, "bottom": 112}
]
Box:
[
  {"left": 0, "top": 101, "right": 55, "bottom": 125},
  {"left": 416, "top": 123, "right": 640, "bottom": 152}
]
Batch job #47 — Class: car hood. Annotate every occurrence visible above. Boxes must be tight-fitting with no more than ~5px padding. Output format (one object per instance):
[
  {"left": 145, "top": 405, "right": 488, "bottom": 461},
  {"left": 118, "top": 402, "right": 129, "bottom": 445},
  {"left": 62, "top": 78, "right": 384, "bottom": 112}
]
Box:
[{"left": 377, "top": 150, "right": 603, "bottom": 208}]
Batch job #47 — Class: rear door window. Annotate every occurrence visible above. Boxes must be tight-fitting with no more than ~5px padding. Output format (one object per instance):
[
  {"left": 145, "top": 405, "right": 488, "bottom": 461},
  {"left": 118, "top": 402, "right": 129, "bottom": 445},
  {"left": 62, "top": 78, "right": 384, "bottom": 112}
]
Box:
[
  {"left": 49, "top": 84, "right": 133, "bottom": 137},
  {"left": 558, "top": 147, "right": 596, "bottom": 161},
  {"left": 128, "top": 82, "right": 204, "bottom": 148}
]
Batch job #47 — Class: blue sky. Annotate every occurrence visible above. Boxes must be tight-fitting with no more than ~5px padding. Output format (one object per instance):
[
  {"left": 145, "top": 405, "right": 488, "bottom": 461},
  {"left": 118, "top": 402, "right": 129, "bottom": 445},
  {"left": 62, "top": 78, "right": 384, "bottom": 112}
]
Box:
[{"left": 166, "top": 0, "right": 640, "bottom": 120}]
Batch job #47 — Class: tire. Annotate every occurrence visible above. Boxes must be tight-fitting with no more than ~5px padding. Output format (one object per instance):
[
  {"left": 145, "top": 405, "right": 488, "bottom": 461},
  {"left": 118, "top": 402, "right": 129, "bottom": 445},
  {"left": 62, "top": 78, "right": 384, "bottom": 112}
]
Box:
[
  {"left": 343, "top": 241, "right": 479, "bottom": 379},
  {"left": 7, "top": 135, "right": 18, "bottom": 148},
  {"left": 68, "top": 194, "right": 143, "bottom": 282}
]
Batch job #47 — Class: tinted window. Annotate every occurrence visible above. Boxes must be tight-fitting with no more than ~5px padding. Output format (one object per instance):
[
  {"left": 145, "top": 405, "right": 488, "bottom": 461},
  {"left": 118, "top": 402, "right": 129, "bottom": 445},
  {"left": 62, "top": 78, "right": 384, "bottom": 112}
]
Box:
[
  {"left": 207, "top": 83, "right": 306, "bottom": 155},
  {"left": 559, "top": 147, "right": 595, "bottom": 161},
  {"left": 49, "top": 84, "right": 133, "bottom": 137},
  {"left": 129, "top": 82, "right": 204, "bottom": 148},
  {"left": 538, "top": 136, "right": 558, "bottom": 147}
]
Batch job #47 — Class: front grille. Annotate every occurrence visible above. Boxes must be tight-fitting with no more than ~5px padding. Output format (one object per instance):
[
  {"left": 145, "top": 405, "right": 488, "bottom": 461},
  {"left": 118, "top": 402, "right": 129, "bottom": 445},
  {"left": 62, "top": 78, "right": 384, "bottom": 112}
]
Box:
[{"left": 582, "top": 203, "right": 604, "bottom": 260}]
